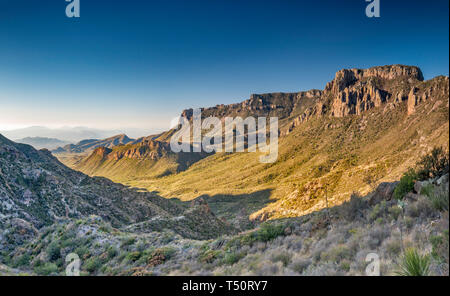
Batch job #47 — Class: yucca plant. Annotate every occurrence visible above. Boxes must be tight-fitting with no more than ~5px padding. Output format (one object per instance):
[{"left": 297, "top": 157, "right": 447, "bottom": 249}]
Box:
[{"left": 396, "top": 248, "right": 431, "bottom": 276}]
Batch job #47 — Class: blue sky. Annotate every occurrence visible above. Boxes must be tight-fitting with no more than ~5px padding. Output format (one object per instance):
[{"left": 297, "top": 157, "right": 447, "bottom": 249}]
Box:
[{"left": 0, "top": 0, "right": 448, "bottom": 134}]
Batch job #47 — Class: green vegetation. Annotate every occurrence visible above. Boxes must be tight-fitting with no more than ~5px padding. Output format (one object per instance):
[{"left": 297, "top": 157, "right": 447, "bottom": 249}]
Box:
[
  {"left": 393, "top": 170, "right": 417, "bottom": 200},
  {"left": 416, "top": 147, "right": 449, "bottom": 180},
  {"left": 396, "top": 248, "right": 430, "bottom": 276},
  {"left": 430, "top": 230, "right": 449, "bottom": 264}
]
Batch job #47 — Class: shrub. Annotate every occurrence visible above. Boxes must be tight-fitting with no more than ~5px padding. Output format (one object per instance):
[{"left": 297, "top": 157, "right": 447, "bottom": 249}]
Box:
[
  {"left": 339, "top": 192, "right": 366, "bottom": 220},
  {"left": 396, "top": 248, "right": 430, "bottom": 276},
  {"left": 289, "top": 258, "right": 311, "bottom": 274},
  {"left": 405, "top": 197, "right": 433, "bottom": 218},
  {"left": 416, "top": 147, "right": 449, "bottom": 180},
  {"left": 107, "top": 246, "right": 118, "bottom": 259},
  {"left": 46, "top": 242, "right": 61, "bottom": 261},
  {"left": 256, "top": 223, "right": 285, "bottom": 242},
  {"left": 428, "top": 191, "right": 449, "bottom": 212},
  {"left": 84, "top": 257, "right": 102, "bottom": 273},
  {"left": 126, "top": 251, "right": 142, "bottom": 262},
  {"left": 340, "top": 260, "right": 351, "bottom": 272},
  {"left": 271, "top": 251, "right": 292, "bottom": 267},
  {"left": 223, "top": 251, "right": 245, "bottom": 265},
  {"left": 199, "top": 250, "right": 221, "bottom": 264},
  {"left": 158, "top": 247, "right": 176, "bottom": 260},
  {"left": 393, "top": 170, "right": 417, "bottom": 200},
  {"left": 34, "top": 262, "right": 59, "bottom": 275},
  {"left": 430, "top": 230, "right": 449, "bottom": 264},
  {"left": 122, "top": 237, "right": 136, "bottom": 246},
  {"left": 321, "top": 244, "right": 352, "bottom": 263},
  {"left": 388, "top": 205, "right": 402, "bottom": 221},
  {"left": 385, "top": 239, "right": 402, "bottom": 256},
  {"left": 369, "top": 201, "right": 387, "bottom": 222},
  {"left": 13, "top": 253, "right": 31, "bottom": 267}
]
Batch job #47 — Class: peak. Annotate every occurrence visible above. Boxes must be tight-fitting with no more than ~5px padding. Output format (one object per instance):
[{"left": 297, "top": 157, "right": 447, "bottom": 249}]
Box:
[
  {"left": 326, "top": 65, "right": 424, "bottom": 94},
  {"left": 93, "top": 146, "right": 112, "bottom": 157},
  {"left": 105, "top": 134, "right": 128, "bottom": 140},
  {"left": 334, "top": 65, "right": 423, "bottom": 82},
  {"left": 0, "top": 133, "right": 13, "bottom": 145}
]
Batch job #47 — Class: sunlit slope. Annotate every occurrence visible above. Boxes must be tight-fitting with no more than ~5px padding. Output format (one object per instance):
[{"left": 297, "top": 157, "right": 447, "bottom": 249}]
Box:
[
  {"left": 61, "top": 66, "right": 449, "bottom": 221},
  {"left": 126, "top": 86, "right": 449, "bottom": 220}
]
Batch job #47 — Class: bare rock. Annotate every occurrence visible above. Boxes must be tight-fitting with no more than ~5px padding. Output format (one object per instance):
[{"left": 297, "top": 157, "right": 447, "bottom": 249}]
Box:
[{"left": 369, "top": 181, "right": 399, "bottom": 205}]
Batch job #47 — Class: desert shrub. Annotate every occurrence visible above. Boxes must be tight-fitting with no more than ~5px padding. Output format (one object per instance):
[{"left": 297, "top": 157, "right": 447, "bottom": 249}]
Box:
[
  {"left": 157, "top": 247, "right": 176, "bottom": 259},
  {"left": 140, "top": 247, "right": 175, "bottom": 267},
  {"left": 415, "top": 147, "right": 449, "bottom": 180},
  {"left": 199, "top": 249, "right": 221, "bottom": 264},
  {"left": 396, "top": 248, "right": 430, "bottom": 276},
  {"left": 384, "top": 238, "right": 402, "bottom": 256},
  {"left": 34, "top": 262, "right": 59, "bottom": 275},
  {"left": 369, "top": 201, "right": 388, "bottom": 222},
  {"left": 428, "top": 191, "right": 449, "bottom": 212},
  {"left": 321, "top": 244, "right": 352, "bottom": 263},
  {"left": 125, "top": 251, "right": 142, "bottom": 262},
  {"left": 122, "top": 237, "right": 136, "bottom": 247},
  {"left": 420, "top": 184, "right": 434, "bottom": 197},
  {"left": 14, "top": 253, "right": 31, "bottom": 267},
  {"left": 107, "top": 246, "right": 118, "bottom": 259},
  {"left": 84, "top": 257, "right": 102, "bottom": 273},
  {"left": 340, "top": 260, "right": 351, "bottom": 272},
  {"left": 256, "top": 223, "right": 285, "bottom": 242},
  {"left": 74, "top": 245, "right": 89, "bottom": 258},
  {"left": 46, "top": 242, "right": 61, "bottom": 261},
  {"left": 405, "top": 197, "right": 433, "bottom": 218},
  {"left": 223, "top": 251, "right": 245, "bottom": 265},
  {"left": 271, "top": 251, "right": 292, "bottom": 267},
  {"left": 430, "top": 230, "right": 449, "bottom": 264},
  {"left": 403, "top": 216, "right": 414, "bottom": 229},
  {"left": 339, "top": 192, "right": 366, "bottom": 220},
  {"left": 388, "top": 205, "right": 402, "bottom": 221},
  {"left": 289, "top": 258, "right": 311, "bottom": 274},
  {"left": 393, "top": 170, "right": 417, "bottom": 200}
]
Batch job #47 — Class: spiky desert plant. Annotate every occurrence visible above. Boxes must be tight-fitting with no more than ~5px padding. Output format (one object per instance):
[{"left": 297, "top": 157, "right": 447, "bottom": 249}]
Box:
[{"left": 396, "top": 248, "right": 430, "bottom": 276}]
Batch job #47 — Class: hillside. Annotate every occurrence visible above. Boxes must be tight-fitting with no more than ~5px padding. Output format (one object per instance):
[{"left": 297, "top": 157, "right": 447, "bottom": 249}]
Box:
[
  {"left": 0, "top": 134, "right": 235, "bottom": 249},
  {"left": 52, "top": 134, "right": 135, "bottom": 154},
  {"left": 63, "top": 65, "right": 449, "bottom": 222},
  {"left": 3, "top": 165, "right": 448, "bottom": 276}
]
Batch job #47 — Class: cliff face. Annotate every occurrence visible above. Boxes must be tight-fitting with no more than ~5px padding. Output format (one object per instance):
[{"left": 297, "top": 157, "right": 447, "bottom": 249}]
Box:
[
  {"left": 90, "top": 141, "right": 167, "bottom": 161},
  {"left": 322, "top": 65, "right": 423, "bottom": 117},
  {"left": 407, "top": 76, "right": 450, "bottom": 115},
  {"left": 182, "top": 89, "right": 323, "bottom": 122},
  {"left": 180, "top": 65, "right": 445, "bottom": 136},
  {"left": 283, "top": 65, "right": 447, "bottom": 135}
]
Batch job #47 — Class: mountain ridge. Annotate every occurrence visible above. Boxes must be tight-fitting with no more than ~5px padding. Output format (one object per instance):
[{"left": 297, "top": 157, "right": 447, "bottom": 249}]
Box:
[{"left": 56, "top": 64, "right": 449, "bottom": 221}]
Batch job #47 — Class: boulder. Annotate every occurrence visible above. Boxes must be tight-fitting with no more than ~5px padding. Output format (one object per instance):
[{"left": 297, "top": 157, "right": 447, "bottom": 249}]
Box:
[
  {"left": 414, "top": 180, "right": 431, "bottom": 194},
  {"left": 369, "top": 181, "right": 398, "bottom": 205},
  {"left": 435, "top": 173, "right": 449, "bottom": 186}
]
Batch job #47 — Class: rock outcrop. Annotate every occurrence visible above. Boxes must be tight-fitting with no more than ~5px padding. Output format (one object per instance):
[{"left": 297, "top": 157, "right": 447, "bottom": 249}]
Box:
[{"left": 323, "top": 65, "right": 423, "bottom": 117}]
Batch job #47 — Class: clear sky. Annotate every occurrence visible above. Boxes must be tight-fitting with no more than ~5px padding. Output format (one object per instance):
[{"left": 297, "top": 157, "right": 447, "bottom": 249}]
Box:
[{"left": 0, "top": 0, "right": 448, "bottom": 134}]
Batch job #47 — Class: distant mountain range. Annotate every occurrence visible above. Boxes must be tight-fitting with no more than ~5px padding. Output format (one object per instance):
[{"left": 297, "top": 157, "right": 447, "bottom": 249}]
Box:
[
  {"left": 0, "top": 126, "right": 160, "bottom": 143},
  {"left": 0, "top": 126, "right": 124, "bottom": 143},
  {"left": 15, "top": 137, "right": 71, "bottom": 150},
  {"left": 52, "top": 134, "right": 135, "bottom": 154}
]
